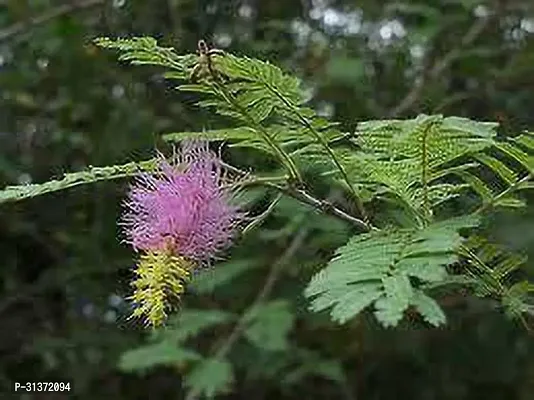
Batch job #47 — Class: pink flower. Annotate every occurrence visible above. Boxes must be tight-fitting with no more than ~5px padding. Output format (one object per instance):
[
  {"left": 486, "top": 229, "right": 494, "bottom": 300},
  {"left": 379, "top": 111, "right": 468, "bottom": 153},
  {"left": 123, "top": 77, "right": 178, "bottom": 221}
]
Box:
[{"left": 121, "top": 140, "right": 243, "bottom": 262}]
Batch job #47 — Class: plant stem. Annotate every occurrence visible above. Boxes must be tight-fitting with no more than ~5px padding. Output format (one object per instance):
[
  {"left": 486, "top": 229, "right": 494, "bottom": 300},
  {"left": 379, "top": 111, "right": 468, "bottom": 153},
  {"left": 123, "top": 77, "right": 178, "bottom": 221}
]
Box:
[
  {"left": 220, "top": 161, "right": 373, "bottom": 232},
  {"left": 209, "top": 80, "right": 303, "bottom": 184},
  {"left": 265, "top": 82, "right": 369, "bottom": 222}
]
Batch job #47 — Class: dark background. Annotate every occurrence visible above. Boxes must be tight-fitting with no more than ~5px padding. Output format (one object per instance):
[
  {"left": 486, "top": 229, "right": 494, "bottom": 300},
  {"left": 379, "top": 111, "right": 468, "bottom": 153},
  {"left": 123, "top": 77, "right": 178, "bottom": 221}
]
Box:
[{"left": 0, "top": 0, "right": 533, "bottom": 399}]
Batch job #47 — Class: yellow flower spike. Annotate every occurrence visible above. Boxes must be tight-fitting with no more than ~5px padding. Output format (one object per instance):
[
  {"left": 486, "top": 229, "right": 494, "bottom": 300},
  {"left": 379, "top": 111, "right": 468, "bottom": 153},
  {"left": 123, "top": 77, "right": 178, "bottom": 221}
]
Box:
[{"left": 128, "top": 249, "right": 195, "bottom": 328}]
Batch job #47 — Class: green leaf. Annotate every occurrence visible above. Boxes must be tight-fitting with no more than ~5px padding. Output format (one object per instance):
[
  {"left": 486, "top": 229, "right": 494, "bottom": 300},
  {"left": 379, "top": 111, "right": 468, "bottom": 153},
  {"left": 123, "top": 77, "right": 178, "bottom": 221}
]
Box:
[
  {"left": 161, "top": 309, "right": 234, "bottom": 343},
  {"left": 244, "top": 300, "right": 295, "bottom": 351},
  {"left": 95, "top": 36, "right": 192, "bottom": 76},
  {"left": 497, "top": 142, "right": 533, "bottom": 173},
  {"left": 411, "top": 290, "right": 446, "bottom": 326},
  {"left": 374, "top": 295, "right": 407, "bottom": 328},
  {"left": 328, "top": 283, "right": 383, "bottom": 324},
  {"left": 345, "top": 115, "right": 500, "bottom": 216},
  {"left": 118, "top": 342, "right": 201, "bottom": 372},
  {"left": 283, "top": 350, "right": 345, "bottom": 385},
  {"left": 163, "top": 127, "right": 257, "bottom": 144},
  {"left": 305, "top": 216, "right": 478, "bottom": 327},
  {"left": 397, "top": 256, "right": 450, "bottom": 282},
  {"left": 190, "top": 260, "right": 256, "bottom": 294},
  {"left": 382, "top": 273, "right": 414, "bottom": 309},
  {"left": 374, "top": 273, "right": 414, "bottom": 327},
  {"left": 517, "top": 180, "right": 534, "bottom": 191},
  {"left": 185, "top": 358, "right": 234, "bottom": 399},
  {"left": 503, "top": 281, "right": 534, "bottom": 318},
  {"left": 462, "top": 236, "right": 532, "bottom": 323},
  {"left": 0, "top": 159, "right": 158, "bottom": 204},
  {"left": 493, "top": 197, "right": 527, "bottom": 209},
  {"left": 455, "top": 170, "right": 494, "bottom": 201},
  {"left": 474, "top": 153, "right": 517, "bottom": 185},
  {"left": 514, "top": 132, "right": 534, "bottom": 152},
  {"left": 441, "top": 116, "right": 498, "bottom": 139},
  {"left": 310, "top": 359, "right": 345, "bottom": 383}
]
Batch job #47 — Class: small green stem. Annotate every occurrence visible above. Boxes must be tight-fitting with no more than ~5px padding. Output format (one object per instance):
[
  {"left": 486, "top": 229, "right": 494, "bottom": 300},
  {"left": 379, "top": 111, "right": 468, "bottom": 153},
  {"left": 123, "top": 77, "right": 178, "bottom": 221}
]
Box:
[
  {"left": 420, "top": 120, "right": 431, "bottom": 224},
  {"left": 241, "top": 193, "right": 283, "bottom": 236},
  {"left": 265, "top": 83, "right": 368, "bottom": 222},
  {"left": 204, "top": 76, "right": 302, "bottom": 183},
  {"left": 0, "top": 158, "right": 159, "bottom": 204},
  {"left": 220, "top": 161, "right": 373, "bottom": 232},
  {"left": 475, "top": 172, "right": 533, "bottom": 214}
]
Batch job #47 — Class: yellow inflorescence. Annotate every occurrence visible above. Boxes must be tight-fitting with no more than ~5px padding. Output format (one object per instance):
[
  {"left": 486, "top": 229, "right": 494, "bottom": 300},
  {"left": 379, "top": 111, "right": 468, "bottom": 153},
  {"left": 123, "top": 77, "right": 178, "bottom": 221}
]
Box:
[{"left": 129, "top": 249, "right": 194, "bottom": 328}]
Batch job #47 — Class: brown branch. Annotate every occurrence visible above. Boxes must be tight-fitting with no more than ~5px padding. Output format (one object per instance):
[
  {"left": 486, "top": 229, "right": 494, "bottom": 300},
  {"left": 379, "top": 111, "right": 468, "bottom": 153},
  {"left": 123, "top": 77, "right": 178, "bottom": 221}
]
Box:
[
  {"left": 283, "top": 184, "right": 373, "bottom": 232},
  {"left": 220, "top": 161, "right": 373, "bottom": 232},
  {"left": 220, "top": 227, "right": 308, "bottom": 355},
  {"left": 184, "top": 226, "right": 310, "bottom": 400},
  {"left": 388, "top": 11, "right": 495, "bottom": 117},
  {"left": 0, "top": 0, "right": 105, "bottom": 43}
]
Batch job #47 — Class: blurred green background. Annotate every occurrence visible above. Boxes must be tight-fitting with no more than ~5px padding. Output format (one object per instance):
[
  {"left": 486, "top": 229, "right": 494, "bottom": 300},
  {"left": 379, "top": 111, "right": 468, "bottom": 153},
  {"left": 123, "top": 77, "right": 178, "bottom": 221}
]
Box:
[{"left": 1, "top": 0, "right": 534, "bottom": 399}]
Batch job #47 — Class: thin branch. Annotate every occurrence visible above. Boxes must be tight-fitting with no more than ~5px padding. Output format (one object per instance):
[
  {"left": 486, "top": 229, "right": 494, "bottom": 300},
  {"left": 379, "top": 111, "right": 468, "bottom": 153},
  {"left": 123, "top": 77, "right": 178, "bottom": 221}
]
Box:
[
  {"left": 266, "top": 82, "right": 369, "bottom": 223},
  {"left": 388, "top": 11, "right": 494, "bottom": 117},
  {"left": 0, "top": 0, "right": 105, "bottom": 43},
  {"left": 218, "top": 226, "right": 308, "bottom": 356},
  {"left": 197, "top": 46, "right": 303, "bottom": 184},
  {"left": 220, "top": 161, "right": 373, "bottom": 232},
  {"left": 185, "top": 226, "right": 310, "bottom": 400},
  {"left": 282, "top": 184, "right": 373, "bottom": 232},
  {"left": 241, "top": 192, "right": 283, "bottom": 236}
]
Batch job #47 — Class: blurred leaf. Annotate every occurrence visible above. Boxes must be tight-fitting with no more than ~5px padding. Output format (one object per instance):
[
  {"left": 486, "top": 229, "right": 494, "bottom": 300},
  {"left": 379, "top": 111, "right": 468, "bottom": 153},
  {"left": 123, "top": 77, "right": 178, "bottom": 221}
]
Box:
[
  {"left": 374, "top": 273, "right": 414, "bottom": 327},
  {"left": 190, "top": 260, "right": 257, "bottom": 294},
  {"left": 119, "top": 342, "right": 201, "bottom": 372},
  {"left": 326, "top": 56, "right": 365, "bottom": 84},
  {"left": 244, "top": 300, "right": 295, "bottom": 351},
  {"left": 160, "top": 309, "right": 234, "bottom": 343},
  {"left": 411, "top": 290, "right": 447, "bottom": 326},
  {"left": 185, "top": 358, "right": 234, "bottom": 399},
  {"left": 283, "top": 348, "right": 345, "bottom": 385}
]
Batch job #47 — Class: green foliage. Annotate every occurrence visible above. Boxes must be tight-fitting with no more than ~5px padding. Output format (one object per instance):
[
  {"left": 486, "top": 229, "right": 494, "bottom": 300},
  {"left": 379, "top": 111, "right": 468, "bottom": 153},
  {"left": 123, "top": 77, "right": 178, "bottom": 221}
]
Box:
[
  {"left": 94, "top": 37, "right": 531, "bottom": 231},
  {"left": 118, "top": 309, "right": 233, "bottom": 373},
  {"left": 163, "top": 127, "right": 259, "bottom": 147},
  {"left": 189, "top": 259, "right": 258, "bottom": 294},
  {"left": 0, "top": 159, "right": 158, "bottom": 203},
  {"left": 119, "top": 342, "right": 201, "bottom": 372},
  {"left": 160, "top": 309, "right": 235, "bottom": 343},
  {"left": 341, "top": 116, "right": 492, "bottom": 221},
  {"left": 94, "top": 37, "right": 194, "bottom": 77},
  {"left": 305, "top": 216, "right": 479, "bottom": 326},
  {"left": 3, "top": 1, "right": 534, "bottom": 399},
  {"left": 243, "top": 300, "right": 295, "bottom": 351},
  {"left": 3, "top": 30, "right": 534, "bottom": 399},
  {"left": 117, "top": 308, "right": 237, "bottom": 398},
  {"left": 2, "top": 36, "right": 533, "bottom": 333},
  {"left": 185, "top": 358, "right": 234, "bottom": 399},
  {"left": 464, "top": 132, "right": 534, "bottom": 209},
  {"left": 282, "top": 349, "right": 345, "bottom": 385},
  {"left": 460, "top": 236, "right": 534, "bottom": 320},
  {"left": 97, "top": 37, "right": 363, "bottom": 205}
]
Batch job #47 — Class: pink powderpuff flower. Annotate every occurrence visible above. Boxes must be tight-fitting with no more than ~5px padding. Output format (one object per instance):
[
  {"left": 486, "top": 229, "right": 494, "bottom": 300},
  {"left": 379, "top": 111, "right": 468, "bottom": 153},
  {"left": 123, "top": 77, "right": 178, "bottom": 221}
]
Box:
[
  {"left": 121, "top": 140, "right": 244, "bottom": 262},
  {"left": 120, "top": 140, "right": 245, "bottom": 327}
]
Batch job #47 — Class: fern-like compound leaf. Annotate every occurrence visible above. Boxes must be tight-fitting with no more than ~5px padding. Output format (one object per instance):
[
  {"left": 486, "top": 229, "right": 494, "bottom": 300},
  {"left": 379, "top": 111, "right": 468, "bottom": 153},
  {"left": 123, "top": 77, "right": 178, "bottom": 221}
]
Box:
[
  {"left": 0, "top": 159, "right": 158, "bottom": 204},
  {"left": 94, "top": 37, "right": 193, "bottom": 76},
  {"left": 185, "top": 358, "right": 235, "bottom": 399},
  {"left": 341, "top": 117, "right": 533, "bottom": 223},
  {"left": 305, "top": 215, "right": 479, "bottom": 327},
  {"left": 460, "top": 236, "right": 533, "bottom": 320}
]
